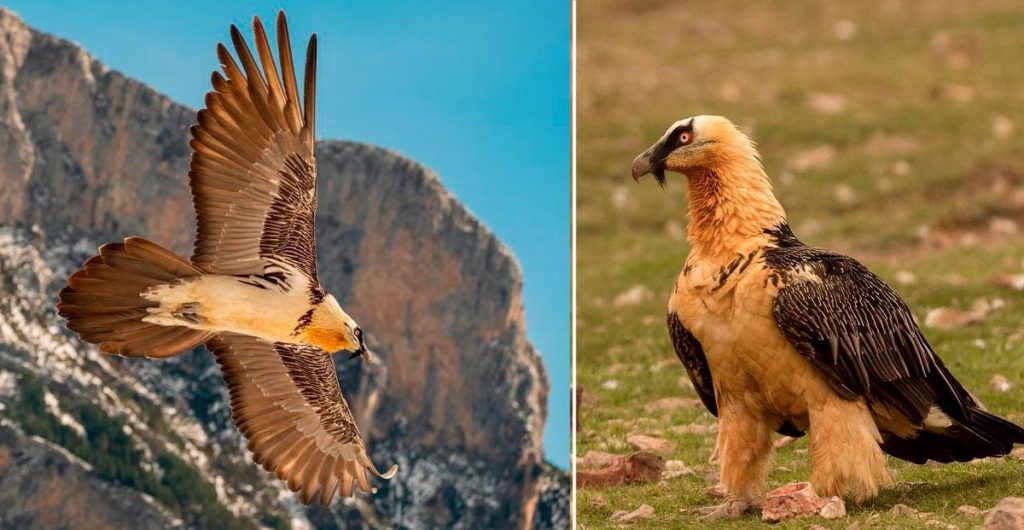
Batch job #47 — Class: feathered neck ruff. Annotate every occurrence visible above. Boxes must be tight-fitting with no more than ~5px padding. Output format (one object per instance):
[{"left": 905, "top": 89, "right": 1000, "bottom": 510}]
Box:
[{"left": 684, "top": 144, "right": 786, "bottom": 259}]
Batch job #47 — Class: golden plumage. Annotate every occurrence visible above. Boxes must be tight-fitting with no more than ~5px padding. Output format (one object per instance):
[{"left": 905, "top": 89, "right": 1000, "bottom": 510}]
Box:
[{"left": 633, "top": 115, "right": 1024, "bottom": 516}]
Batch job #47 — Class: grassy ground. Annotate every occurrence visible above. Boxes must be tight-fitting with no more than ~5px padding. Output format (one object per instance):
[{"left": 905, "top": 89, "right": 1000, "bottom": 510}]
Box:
[{"left": 577, "top": 1, "right": 1024, "bottom": 528}]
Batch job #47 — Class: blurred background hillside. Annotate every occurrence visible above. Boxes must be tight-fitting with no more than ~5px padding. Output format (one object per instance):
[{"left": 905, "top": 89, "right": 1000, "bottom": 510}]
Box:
[{"left": 577, "top": 1, "right": 1024, "bottom": 528}]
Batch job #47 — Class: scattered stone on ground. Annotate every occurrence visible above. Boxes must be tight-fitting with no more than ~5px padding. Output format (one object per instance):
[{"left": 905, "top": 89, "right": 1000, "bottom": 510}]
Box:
[
  {"left": 671, "top": 423, "right": 717, "bottom": 435},
  {"left": 611, "top": 186, "right": 628, "bottom": 210},
  {"left": 1010, "top": 447, "right": 1024, "bottom": 460},
  {"left": 937, "top": 83, "right": 975, "bottom": 102},
  {"left": 992, "top": 115, "right": 1015, "bottom": 140},
  {"left": 649, "top": 358, "right": 677, "bottom": 373},
  {"left": 665, "top": 219, "right": 685, "bottom": 241},
  {"left": 985, "top": 497, "right": 1024, "bottom": 530},
  {"left": 807, "top": 92, "right": 847, "bottom": 115},
  {"left": 705, "top": 483, "right": 727, "bottom": 499},
  {"left": 644, "top": 397, "right": 701, "bottom": 412},
  {"left": 601, "top": 380, "right": 620, "bottom": 390},
  {"left": 958, "top": 504, "right": 982, "bottom": 516},
  {"left": 990, "top": 217, "right": 1019, "bottom": 236},
  {"left": 702, "top": 499, "right": 753, "bottom": 522},
  {"left": 614, "top": 285, "right": 652, "bottom": 307},
  {"left": 924, "top": 300, "right": 990, "bottom": 330},
  {"left": 718, "top": 81, "right": 741, "bottom": 102},
  {"left": 834, "top": 184, "right": 859, "bottom": 205},
  {"left": 577, "top": 451, "right": 665, "bottom": 488},
  {"left": 929, "top": 31, "right": 976, "bottom": 69},
  {"left": 895, "top": 270, "right": 918, "bottom": 285},
  {"left": 991, "top": 274, "right": 1024, "bottom": 291},
  {"left": 893, "top": 159, "right": 913, "bottom": 176},
  {"left": 788, "top": 145, "right": 837, "bottom": 172},
  {"left": 627, "top": 434, "right": 675, "bottom": 455},
  {"left": 609, "top": 503, "right": 654, "bottom": 524},
  {"left": 833, "top": 20, "right": 857, "bottom": 40},
  {"left": 761, "top": 482, "right": 846, "bottom": 523},
  {"left": 577, "top": 451, "right": 623, "bottom": 469},
  {"left": 991, "top": 374, "right": 1012, "bottom": 393},
  {"left": 661, "top": 460, "right": 695, "bottom": 480}
]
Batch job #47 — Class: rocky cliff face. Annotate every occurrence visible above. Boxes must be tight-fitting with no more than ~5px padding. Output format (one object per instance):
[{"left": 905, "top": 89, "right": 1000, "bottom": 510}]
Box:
[{"left": 0, "top": 8, "right": 568, "bottom": 529}]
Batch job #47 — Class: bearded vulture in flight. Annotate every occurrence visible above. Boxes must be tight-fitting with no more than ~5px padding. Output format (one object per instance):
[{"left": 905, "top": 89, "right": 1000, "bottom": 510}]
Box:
[
  {"left": 56, "top": 12, "right": 397, "bottom": 505},
  {"left": 631, "top": 115, "right": 1024, "bottom": 516}
]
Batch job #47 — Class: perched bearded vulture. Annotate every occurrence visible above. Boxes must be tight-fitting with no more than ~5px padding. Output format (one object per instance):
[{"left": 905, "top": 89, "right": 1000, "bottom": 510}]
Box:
[
  {"left": 631, "top": 115, "right": 1024, "bottom": 513},
  {"left": 56, "top": 12, "right": 397, "bottom": 505}
]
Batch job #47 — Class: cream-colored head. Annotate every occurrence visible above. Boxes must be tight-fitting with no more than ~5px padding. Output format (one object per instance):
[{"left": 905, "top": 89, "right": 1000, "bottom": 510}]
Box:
[
  {"left": 301, "top": 294, "right": 367, "bottom": 358},
  {"left": 631, "top": 115, "right": 761, "bottom": 185},
  {"left": 631, "top": 115, "right": 786, "bottom": 253}
]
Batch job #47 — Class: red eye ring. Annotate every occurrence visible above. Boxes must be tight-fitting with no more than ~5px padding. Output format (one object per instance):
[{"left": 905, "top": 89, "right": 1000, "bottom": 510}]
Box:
[{"left": 679, "top": 131, "right": 694, "bottom": 145}]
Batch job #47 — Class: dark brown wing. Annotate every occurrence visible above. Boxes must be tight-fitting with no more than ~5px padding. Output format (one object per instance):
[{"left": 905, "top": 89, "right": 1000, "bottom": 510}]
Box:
[
  {"left": 768, "top": 246, "right": 966, "bottom": 424},
  {"left": 189, "top": 12, "right": 319, "bottom": 282},
  {"left": 766, "top": 232, "right": 1024, "bottom": 461},
  {"left": 667, "top": 312, "right": 716, "bottom": 416},
  {"left": 208, "top": 333, "right": 397, "bottom": 505}
]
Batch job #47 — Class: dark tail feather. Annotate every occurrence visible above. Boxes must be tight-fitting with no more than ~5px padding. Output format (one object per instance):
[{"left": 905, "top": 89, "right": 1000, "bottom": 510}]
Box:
[
  {"left": 57, "top": 237, "right": 213, "bottom": 358},
  {"left": 882, "top": 407, "right": 1024, "bottom": 464}
]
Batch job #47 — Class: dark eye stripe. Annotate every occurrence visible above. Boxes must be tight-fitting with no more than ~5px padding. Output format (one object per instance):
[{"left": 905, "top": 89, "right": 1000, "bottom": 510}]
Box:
[{"left": 651, "top": 119, "right": 696, "bottom": 164}]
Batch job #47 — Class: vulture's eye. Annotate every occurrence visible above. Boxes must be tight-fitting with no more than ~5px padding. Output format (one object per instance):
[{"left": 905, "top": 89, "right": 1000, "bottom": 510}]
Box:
[{"left": 679, "top": 131, "right": 694, "bottom": 145}]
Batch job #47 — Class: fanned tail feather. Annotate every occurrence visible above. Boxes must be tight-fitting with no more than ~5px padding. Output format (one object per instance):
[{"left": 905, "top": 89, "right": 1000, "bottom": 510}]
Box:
[{"left": 57, "top": 237, "right": 213, "bottom": 357}]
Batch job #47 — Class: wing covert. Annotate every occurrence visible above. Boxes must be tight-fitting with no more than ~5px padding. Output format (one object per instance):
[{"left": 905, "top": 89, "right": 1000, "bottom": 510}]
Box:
[{"left": 768, "top": 247, "right": 970, "bottom": 425}]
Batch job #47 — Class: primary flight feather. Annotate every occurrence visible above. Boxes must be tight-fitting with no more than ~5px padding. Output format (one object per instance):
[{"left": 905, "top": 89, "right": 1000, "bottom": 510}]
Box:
[{"left": 56, "top": 12, "right": 397, "bottom": 506}]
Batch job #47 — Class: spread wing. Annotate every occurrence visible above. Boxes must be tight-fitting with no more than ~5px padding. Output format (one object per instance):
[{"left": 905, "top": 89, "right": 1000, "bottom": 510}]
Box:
[
  {"left": 208, "top": 333, "right": 397, "bottom": 505},
  {"left": 769, "top": 247, "right": 972, "bottom": 425},
  {"left": 189, "top": 12, "right": 319, "bottom": 282}
]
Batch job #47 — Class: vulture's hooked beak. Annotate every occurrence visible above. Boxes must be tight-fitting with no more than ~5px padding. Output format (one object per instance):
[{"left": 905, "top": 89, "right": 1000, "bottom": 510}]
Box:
[
  {"left": 348, "top": 327, "right": 370, "bottom": 363},
  {"left": 631, "top": 145, "right": 666, "bottom": 188}
]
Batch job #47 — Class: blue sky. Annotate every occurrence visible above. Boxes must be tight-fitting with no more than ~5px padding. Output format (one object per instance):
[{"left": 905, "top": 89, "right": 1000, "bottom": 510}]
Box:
[{"left": 4, "top": 0, "right": 569, "bottom": 467}]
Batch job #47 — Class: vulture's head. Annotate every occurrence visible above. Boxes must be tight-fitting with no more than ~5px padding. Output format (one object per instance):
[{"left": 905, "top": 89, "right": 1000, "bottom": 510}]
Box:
[
  {"left": 631, "top": 115, "right": 757, "bottom": 186},
  {"left": 304, "top": 294, "right": 369, "bottom": 362}
]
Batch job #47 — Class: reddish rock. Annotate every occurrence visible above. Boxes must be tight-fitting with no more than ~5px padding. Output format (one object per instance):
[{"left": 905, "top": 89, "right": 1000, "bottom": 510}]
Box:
[
  {"left": 577, "top": 452, "right": 664, "bottom": 488},
  {"left": 577, "top": 451, "right": 622, "bottom": 469},
  {"left": 958, "top": 504, "right": 982, "bottom": 516},
  {"left": 761, "top": 482, "right": 846, "bottom": 523},
  {"left": 985, "top": 497, "right": 1024, "bottom": 530},
  {"left": 627, "top": 433, "right": 676, "bottom": 455}
]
